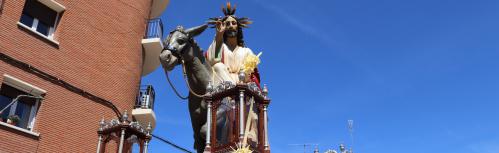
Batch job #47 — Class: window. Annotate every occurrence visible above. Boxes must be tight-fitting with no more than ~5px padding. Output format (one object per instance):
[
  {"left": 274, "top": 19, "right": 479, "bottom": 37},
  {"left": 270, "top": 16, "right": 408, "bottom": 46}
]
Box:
[
  {"left": 0, "top": 84, "right": 40, "bottom": 130},
  {"left": 19, "top": 0, "right": 65, "bottom": 40},
  {"left": 1, "top": 75, "right": 45, "bottom": 131}
]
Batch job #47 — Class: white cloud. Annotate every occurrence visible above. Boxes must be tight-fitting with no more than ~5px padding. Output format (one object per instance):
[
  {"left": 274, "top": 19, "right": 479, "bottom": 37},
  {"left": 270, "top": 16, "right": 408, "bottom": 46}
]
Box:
[{"left": 250, "top": 0, "right": 336, "bottom": 48}]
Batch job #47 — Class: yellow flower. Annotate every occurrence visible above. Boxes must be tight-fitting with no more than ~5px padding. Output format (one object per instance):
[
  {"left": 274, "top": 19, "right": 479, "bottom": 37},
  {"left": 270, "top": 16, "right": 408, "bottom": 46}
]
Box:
[
  {"left": 243, "top": 52, "right": 262, "bottom": 75},
  {"left": 231, "top": 145, "right": 253, "bottom": 153}
]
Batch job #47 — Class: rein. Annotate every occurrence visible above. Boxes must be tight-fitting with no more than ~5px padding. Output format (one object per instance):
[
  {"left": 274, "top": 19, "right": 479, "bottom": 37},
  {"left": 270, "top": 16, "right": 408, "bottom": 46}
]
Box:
[
  {"left": 164, "top": 59, "right": 207, "bottom": 100},
  {"left": 163, "top": 29, "right": 207, "bottom": 99},
  {"left": 165, "top": 70, "right": 188, "bottom": 100},
  {"left": 180, "top": 59, "right": 207, "bottom": 98}
]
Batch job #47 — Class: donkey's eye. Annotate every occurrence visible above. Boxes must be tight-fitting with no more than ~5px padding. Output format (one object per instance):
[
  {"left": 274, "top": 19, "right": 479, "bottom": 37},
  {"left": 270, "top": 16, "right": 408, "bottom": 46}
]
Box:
[{"left": 177, "top": 39, "right": 185, "bottom": 44}]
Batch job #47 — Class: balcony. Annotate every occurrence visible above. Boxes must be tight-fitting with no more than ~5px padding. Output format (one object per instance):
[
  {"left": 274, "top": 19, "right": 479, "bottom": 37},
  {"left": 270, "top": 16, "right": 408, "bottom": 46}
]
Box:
[
  {"left": 141, "top": 18, "right": 163, "bottom": 76},
  {"left": 132, "top": 85, "right": 156, "bottom": 130},
  {"left": 135, "top": 85, "right": 155, "bottom": 109}
]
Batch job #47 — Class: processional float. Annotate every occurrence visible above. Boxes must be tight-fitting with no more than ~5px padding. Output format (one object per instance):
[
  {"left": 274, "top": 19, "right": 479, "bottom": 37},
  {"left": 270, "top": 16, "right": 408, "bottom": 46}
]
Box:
[{"left": 203, "top": 71, "right": 271, "bottom": 153}]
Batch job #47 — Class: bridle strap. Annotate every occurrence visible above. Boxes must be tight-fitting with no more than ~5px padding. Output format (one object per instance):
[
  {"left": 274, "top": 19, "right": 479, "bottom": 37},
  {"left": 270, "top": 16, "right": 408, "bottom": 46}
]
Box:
[
  {"left": 180, "top": 59, "right": 206, "bottom": 98},
  {"left": 163, "top": 29, "right": 206, "bottom": 99}
]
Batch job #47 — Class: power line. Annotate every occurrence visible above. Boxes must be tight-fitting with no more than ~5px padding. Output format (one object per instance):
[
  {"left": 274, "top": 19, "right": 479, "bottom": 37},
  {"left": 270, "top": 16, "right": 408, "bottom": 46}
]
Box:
[
  {"left": 152, "top": 134, "right": 193, "bottom": 153},
  {"left": 1, "top": 52, "right": 194, "bottom": 153},
  {"left": 0, "top": 52, "right": 123, "bottom": 119}
]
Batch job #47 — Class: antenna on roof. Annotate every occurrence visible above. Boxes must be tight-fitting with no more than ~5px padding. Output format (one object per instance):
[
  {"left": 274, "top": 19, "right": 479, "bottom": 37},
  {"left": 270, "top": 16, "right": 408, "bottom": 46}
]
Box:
[
  {"left": 288, "top": 143, "right": 319, "bottom": 153},
  {"left": 348, "top": 120, "right": 354, "bottom": 153}
]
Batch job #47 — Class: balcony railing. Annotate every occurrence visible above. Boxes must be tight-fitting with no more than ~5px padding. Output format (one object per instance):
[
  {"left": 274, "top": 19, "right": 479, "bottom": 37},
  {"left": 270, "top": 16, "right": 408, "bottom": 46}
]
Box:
[
  {"left": 144, "top": 18, "right": 163, "bottom": 39},
  {"left": 135, "top": 85, "right": 155, "bottom": 110}
]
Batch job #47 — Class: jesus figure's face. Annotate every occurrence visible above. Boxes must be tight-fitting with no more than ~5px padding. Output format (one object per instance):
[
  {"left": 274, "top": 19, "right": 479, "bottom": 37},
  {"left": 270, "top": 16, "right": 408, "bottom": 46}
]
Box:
[{"left": 224, "top": 16, "right": 238, "bottom": 38}]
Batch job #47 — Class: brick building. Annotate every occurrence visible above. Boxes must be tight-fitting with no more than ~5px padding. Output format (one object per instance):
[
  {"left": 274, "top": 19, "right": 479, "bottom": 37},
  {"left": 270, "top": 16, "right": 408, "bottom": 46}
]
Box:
[{"left": 0, "top": 0, "right": 168, "bottom": 152}]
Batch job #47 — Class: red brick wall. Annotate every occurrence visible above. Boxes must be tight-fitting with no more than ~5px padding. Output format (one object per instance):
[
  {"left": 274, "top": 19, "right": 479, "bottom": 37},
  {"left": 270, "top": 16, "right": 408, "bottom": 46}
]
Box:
[
  {"left": 0, "top": 123, "right": 39, "bottom": 153},
  {"left": 0, "top": 0, "right": 152, "bottom": 152}
]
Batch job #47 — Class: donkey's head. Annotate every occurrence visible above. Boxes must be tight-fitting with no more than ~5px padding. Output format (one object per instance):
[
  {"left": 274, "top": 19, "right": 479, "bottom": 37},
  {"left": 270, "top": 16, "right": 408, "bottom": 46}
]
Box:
[{"left": 160, "top": 24, "right": 208, "bottom": 71}]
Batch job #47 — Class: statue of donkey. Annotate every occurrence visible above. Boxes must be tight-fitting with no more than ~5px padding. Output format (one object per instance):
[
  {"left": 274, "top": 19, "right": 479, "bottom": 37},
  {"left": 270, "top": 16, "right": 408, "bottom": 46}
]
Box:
[{"left": 159, "top": 24, "right": 230, "bottom": 152}]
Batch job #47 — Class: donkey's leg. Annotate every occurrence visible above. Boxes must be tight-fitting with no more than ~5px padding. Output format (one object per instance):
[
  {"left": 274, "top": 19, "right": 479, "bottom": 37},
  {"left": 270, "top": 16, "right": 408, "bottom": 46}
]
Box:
[{"left": 189, "top": 96, "right": 207, "bottom": 152}]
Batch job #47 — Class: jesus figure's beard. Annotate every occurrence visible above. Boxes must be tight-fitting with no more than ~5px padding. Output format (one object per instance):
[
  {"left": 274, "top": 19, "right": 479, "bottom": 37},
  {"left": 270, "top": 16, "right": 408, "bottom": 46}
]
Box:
[{"left": 224, "top": 29, "right": 237, "bottom": 38}]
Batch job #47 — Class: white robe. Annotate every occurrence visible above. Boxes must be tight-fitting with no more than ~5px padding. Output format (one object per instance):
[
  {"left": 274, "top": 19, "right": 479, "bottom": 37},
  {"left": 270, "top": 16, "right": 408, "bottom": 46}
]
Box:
[{"left": 206, "top": 40, "right": 256, "bottom": 84}]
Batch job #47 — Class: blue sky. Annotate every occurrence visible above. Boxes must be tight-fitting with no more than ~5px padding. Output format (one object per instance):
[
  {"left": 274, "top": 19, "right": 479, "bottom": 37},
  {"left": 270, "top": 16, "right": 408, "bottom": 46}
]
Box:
[{"left": 141, "top": 0, "right": 499, "bottom": 152}]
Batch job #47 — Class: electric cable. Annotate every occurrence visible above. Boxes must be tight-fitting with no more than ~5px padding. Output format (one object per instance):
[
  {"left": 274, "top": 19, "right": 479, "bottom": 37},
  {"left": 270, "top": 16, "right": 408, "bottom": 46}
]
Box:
[
  {"left": 152, "top": 134, "right": 194, "bottom": 153},
  {"left": 1, "top": 52, "right": 194, "bottom": 153},
  {"left": 0, "top": 52, "right": 123, "bottom": 120}
]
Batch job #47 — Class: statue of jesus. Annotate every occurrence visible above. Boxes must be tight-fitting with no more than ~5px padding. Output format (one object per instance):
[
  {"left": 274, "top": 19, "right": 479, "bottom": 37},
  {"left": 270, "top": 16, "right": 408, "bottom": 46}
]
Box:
[
  {"left": 206, "top": 2, "right": 261, "bottom": 86},
  {"left": 206, "top": 2, "right": 261, "bottom": 146}
]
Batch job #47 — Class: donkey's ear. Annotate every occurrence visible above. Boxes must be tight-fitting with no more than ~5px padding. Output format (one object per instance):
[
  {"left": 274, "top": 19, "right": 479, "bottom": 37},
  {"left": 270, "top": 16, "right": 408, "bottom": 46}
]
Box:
[{"left": 186, "top": 24, "right": 208, "bottom": 37}]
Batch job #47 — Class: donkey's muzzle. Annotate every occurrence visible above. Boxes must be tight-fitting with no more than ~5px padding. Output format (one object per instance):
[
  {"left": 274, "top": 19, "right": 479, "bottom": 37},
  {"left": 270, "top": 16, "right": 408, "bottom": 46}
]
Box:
[{"left": 159, "top": 50, "right": 178, "bottom": 71}]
